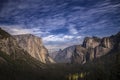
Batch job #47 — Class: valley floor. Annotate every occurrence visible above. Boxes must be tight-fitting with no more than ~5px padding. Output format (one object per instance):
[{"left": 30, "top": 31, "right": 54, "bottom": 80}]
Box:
[{"left": 0, "top": 51, "right": 120, "bottom": 80}]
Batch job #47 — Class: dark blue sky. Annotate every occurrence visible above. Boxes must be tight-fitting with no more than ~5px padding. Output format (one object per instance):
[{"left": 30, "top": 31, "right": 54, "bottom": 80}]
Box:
[{"left": 0, "top": 0, "right": 120, "bottom": 50}]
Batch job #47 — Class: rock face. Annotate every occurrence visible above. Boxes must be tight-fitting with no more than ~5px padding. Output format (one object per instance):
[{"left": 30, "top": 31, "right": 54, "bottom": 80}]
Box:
[
  {"left": 84, "top": 37, "right": 110, "bottom": 60},
  {"left": 55, "top": 46, "right": 76, "bottom": 63},
  {"left": 0, "top": 28, "right": 44, "bottom": 68},
  {"left": 71, "top": 45, "right": 87, "bottom": 64},
  {"left": 14, "top": 34, "right": 55, "bottom": 63},
  {"left": 0, "top": 28, "right": 27, "bottom": 57},
  {"left": 55, "top": 32, "right": 120, "bottom": 64},
  {"left": 49, "top": 50, "right": 61, "bottom": 59},
  {"left": 82, "top": 37, "right": 101, "bottom": 49},
  {"left": 55, "top": 45, "right": 87, "bottom": 64},
  {"left": 100, "top": 37, "right": 113, "bottom": 48}
]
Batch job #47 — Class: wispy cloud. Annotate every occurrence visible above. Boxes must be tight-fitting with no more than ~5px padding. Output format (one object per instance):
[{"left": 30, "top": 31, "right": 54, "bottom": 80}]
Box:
[
  {"left": 0, "top": 0, "right": 120, "bottom": 50},
  {"left": 68, "top": 24, "right": 78, "bottom": 34},
  {"left": 43, "top": 34, "right": 74, "bottom": 42},
  {"left": 0, "top": 25, "right": 48, "bottom": 36}
]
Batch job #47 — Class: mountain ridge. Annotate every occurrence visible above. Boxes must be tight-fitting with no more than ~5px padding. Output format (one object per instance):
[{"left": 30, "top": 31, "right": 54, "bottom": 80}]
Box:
[
  {"left": 54, "top": 31, "right": 120, "bottom": 64},
  {"left": 0, "top": 28, "right": 45, "bottom": 68},
  {"left": 14, "top": 34, "right": 55, "bottom": 63}
]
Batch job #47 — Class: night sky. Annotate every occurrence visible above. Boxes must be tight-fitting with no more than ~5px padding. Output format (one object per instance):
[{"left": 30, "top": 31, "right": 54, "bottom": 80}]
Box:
[{"left": 0, "top": 0, "right": 120, "bottom": 50}]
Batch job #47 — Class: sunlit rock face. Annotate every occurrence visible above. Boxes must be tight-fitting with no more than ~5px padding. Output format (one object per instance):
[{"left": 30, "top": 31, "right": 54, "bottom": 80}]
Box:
[
  {"left": 0, "top": 28, "right": 27, "bottom": 57},
  {"left": 0, "top": 28, "right": 46, "bottom": 68},
  {"left": 84, "top": 32, "right": 120, "bottom": 61},
  {"left": 82, "top": 37, "right": 101, "bottom": 49},
  {"left": 100, "top": 37, "right": 113, "bottom": 48},
  {"left": 14, "top": 34, "right": 55, "bottom": 63},
  {"left": 95, "top": 32, "right": 120, "bottom": 58},
  {"left": 82, "top": 37, "right": 102, "bottom": 61}
]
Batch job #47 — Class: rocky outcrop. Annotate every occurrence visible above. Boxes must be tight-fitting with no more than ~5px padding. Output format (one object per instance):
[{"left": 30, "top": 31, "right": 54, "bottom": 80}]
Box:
[
  {"left": 54, "top": 37, "right": 102, "bottom": 63},
  {"left": 14, "top": 34, "right": 55, "bottom": 63},
  {"left": 100, "top": 37, "right": 113, "bottom": 48},
  {"left": 84, "top": 37, "right": 111, "bottom": 60},
  {"left": 82, "top": 37, "right": 101, "bottom": 48},
  {"left": 0, "top": 28, "right": 27, "bottom": 58},
  {"left": 55, "top": 45, "right": 87, "bottom": 64},
  {"left": 55, "top": 32, "right": 120, "bottom": 64},
  {"left": 84, "top": 33, "right": 120, "bottom": 61},
  {"left": 0, "top": 28, "right": 45, "bottom": 68},
  {"left": 71, "top": 45, "right": 87, "bottom": 64},
  {"left": 55, "top": 46, "right": 76, "bottom": 63}
]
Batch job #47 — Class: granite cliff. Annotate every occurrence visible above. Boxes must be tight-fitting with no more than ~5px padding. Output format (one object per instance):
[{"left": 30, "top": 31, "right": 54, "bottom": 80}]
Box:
[
  {"left": 14, "top": 34, "right": 55, "bottom": 63},
  {"left": 0, "top": 28, "right": 44, "bottom": 68},
  {"left": 55, "top": 32, "right": 120, "bottom": 64}
]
